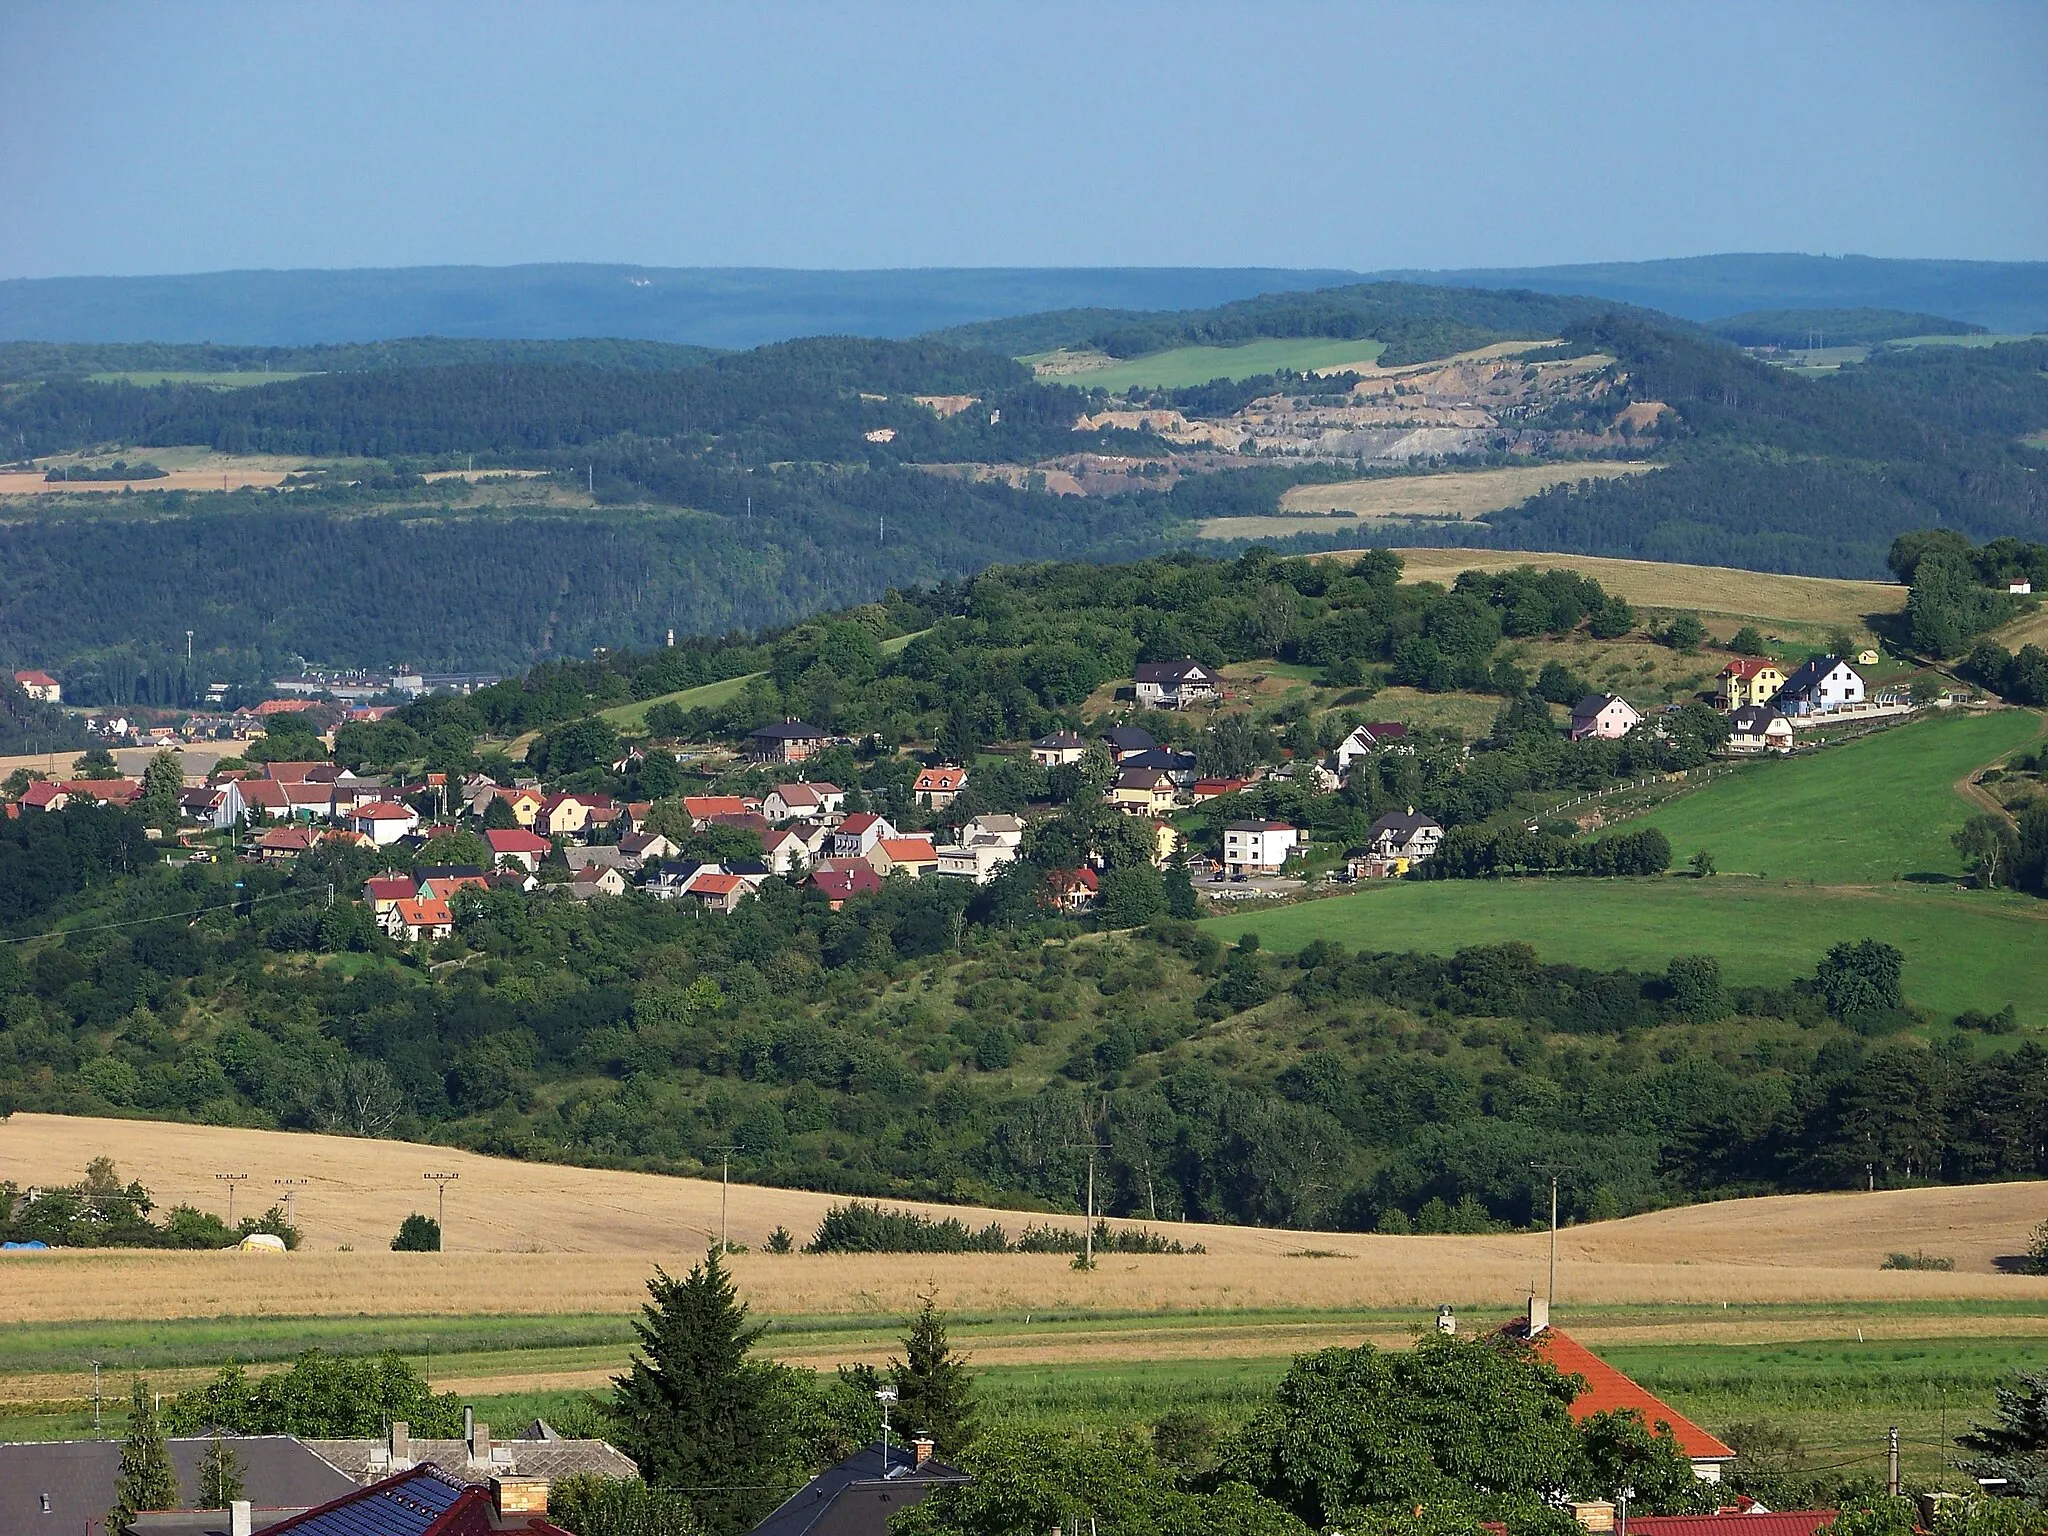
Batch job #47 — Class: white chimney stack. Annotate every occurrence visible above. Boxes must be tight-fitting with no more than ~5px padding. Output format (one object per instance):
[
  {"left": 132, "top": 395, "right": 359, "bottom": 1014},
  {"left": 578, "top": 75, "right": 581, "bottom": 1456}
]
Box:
[
  {"left": 1528, "top": 1293, "right": 1550, "bottom": 1336},
  {"left": 230, "top": 1501, "right": 252, "bottom": 1536},
  {"left": 1436, "top": 1305, "right": 1456, "bottom": 1336}
]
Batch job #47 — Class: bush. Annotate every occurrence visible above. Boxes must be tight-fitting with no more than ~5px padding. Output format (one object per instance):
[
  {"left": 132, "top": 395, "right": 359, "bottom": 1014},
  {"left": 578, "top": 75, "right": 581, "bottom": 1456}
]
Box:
[
  {"left": 805, "top": 1202, "right": 1007, "bottom": 1254},
  {"left": 1880, "top": 1251, "right": 1955, "bottom": 1271},
  {"left": 391, "top": 1213, "right": 441, "bottom": 1252}
]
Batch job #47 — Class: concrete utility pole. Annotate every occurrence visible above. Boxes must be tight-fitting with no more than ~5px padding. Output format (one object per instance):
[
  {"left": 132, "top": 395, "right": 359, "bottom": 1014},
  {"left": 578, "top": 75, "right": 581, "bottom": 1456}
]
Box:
[
  {"left": 214, "top": 1171, "right": 248, "bottom": 1228},
  {"left": 274, "top": 1177, "right": 308, "bottom": 1228},
  {"left": 424, "top": 1171, "right": 459, "bottom": 1244},
  {"left": 1887, "top": 1426, "right": 1900, "bottom": 1496},
  {"left": 1530, "top": 1162, "right": 1575, "bottom": 1307},
  {"left": 718, "top": 1148, "right": 734, "bottom": 1255}
]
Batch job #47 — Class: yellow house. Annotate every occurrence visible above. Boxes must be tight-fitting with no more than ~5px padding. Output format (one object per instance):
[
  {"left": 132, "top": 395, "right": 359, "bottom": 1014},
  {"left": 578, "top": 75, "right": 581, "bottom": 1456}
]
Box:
[
  {"left": 1717, "top": 659, "right": 1786, "bottom": 711},
  {"left": 1109, "top": 767, "right": 1179, "bottom": 818},
  {"left": 492, "top": 787, "right": 543, "bottom": 827},
  {"left": 1148, "top": 819, "right": 1184, "bottom": 867}
]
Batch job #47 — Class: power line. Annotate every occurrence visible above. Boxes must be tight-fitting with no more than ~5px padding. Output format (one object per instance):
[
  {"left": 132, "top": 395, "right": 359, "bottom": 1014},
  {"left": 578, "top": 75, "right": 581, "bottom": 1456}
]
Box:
[{"left": 0, "top": 884, "right": 321, "bottom": 945}]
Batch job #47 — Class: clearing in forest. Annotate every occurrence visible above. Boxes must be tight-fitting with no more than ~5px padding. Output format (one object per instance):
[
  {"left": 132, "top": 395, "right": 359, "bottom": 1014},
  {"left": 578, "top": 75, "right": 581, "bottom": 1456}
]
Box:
[{"left": 1028, "top": 336, "right": 1390, "bottom": 392}]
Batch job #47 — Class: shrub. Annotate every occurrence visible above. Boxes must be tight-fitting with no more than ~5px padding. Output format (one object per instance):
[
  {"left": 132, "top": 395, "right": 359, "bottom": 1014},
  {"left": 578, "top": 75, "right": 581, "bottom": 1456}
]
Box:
[
  {"left": 1880, "top": 1251, "right": 1955, "bottom": 1271},
  {"left": 391, "top": 1213, "right": 441, "bottom": 1252},
  {"left": 804, "top": 1202, "right": 1007, "bottom": 1254}
]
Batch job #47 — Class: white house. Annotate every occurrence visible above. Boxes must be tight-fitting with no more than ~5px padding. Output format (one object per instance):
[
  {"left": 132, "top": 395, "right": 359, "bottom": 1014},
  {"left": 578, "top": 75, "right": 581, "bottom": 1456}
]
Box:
[
  {"left": 1569, "top": 693, "right": 1642, "bottom": 741},
  {"left": 349, "top": 801, "right": 420, "bottom": 846},
  {"left": 961, "top": 813, "right": 1025, "bottom": 849},
  {"left": 913, "top": 765, "right": 969, "bottom": 810},
  {"left": 1134, "top": 659, "right": 1221, "bottom": 709},
  {"left": 1770, "top": 657, "right": 1866, "bottom": 717},
  {"left": 1222, "top": 820, "right": 1298, "bottom": 875},
  {"left": 1332, "top": 722, "right": 1411, "bottom": 775},
  {"left": 1727, "top": 704, "right": 1795, "bottom": 754},
  {"left": 830, "top": 812, "right": 896, "bottom": 859},
  {"left": 1366, "top": 809, "right": 1444, "bottom": 866},
  {"left": 764, "top": 782, "right": 844, "bottom": 822},
  {"left": 13, "top": 669, "right": 61, "bottom": 704}
]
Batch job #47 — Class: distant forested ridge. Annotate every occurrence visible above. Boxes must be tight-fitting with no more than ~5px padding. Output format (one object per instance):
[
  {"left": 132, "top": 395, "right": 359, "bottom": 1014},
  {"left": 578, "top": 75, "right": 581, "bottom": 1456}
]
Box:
[
  {"left": 929, "top": 281, "right": 1660, "bottom": 365},
  {"left": 1479, "top": 324, "right": 2048, "bottom": 576},
  {"left": 1703, "top": 308, "right": 1984, "bottom": 347},
  {"left": 0, "top": 336, "right": 723, "bottom": 381}
]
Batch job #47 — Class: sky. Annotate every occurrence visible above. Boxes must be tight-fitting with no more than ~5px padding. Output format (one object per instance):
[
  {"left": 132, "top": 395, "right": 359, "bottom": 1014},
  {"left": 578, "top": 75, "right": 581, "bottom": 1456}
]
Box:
[{"left": 1, "top": 1, "right": 2043, "bottom": 280}]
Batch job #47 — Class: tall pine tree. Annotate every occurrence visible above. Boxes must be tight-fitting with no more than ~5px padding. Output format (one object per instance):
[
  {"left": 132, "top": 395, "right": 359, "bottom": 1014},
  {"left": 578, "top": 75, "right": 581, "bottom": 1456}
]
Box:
[
  {"left": 608, "top": 1252, "right": 786, "bottom": 1536},
  {"left": 889, "top": 1291, "right": 976, "bottom": 1457},
  {"left": 110, "top": 1379, "right": 180, "bottom": 1532}
]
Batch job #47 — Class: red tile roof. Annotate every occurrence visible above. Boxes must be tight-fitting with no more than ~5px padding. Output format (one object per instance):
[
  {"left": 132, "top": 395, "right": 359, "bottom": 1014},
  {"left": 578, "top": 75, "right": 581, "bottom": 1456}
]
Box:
[
  {"left": 17, "top": 781, "right": 63, "bottom": 808},
  {"left": 13, "top": 669, "right": 58, "bottom": 688},
  {"left": 685, "top": 794, "right": 749, "bottom": 817},
  {"left": 1720, "top": 659, "right": 1782, "bottom": 679},
  {"left": 693, "top": 873, "right": 745, "bottom": 896},
  {"left": 1517, "top": 1324, "right": 1734, "bottom": 1460},
  {"left": 393, "top": 896, "right": 453, "bottom": 927},
  {"left": 811, "top": 865, "right": 882, "bottom": 900},
  {"left": 485, "top": 829, "right": 552, "bottom": 854},
  {"left": 915, "top": 766, "right": 968, "bottom": 791},
  {"left": 878, "top": 837, "right": 939, "bottom": 864},
  {"left": 363, "top": 877, "right": 414, "bottom": 902},
  {"left": 838, "top": 812, "right": 882, "bottom": 834},
  {"left": 352, "top": 801, "right": 417, "bottom": 821},
  {"left": 1627, "top": 1516, "right": 1835, "bottom": 1536}
]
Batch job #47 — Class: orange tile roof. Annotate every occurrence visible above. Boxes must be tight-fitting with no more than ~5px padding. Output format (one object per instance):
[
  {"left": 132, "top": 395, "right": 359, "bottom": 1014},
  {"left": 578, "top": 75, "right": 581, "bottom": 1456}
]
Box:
[
  {"left": 693, "top": 873, "right": 745, "bottom": 895},
  {"left": 393, "top": 896, "right": 452, "bottom": 927},
  {"left": 1518, "top": 1324, "right": 1734, "bottom": 1460},
  {"left": 878, "top": 837, "right": 938, "bottom": 862}
]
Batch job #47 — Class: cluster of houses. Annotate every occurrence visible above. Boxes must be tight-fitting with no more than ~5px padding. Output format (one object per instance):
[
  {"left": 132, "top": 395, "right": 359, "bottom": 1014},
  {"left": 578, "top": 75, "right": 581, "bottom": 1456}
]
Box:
[{"left": 1562, "top": 653, "right": 1907, "bottom": 756}]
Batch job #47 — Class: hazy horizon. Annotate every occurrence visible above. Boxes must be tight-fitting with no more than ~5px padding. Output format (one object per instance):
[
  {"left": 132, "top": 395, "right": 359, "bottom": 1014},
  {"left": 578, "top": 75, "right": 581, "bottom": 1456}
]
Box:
[{"left": 3, "top": 1, "right": 2042, "bottom": 283}]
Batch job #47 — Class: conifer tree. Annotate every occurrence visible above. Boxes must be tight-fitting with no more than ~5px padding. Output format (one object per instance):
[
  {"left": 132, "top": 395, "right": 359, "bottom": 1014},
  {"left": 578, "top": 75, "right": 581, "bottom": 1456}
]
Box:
[
  {"left": 110, "top": 1379, "right": 180, "bottom": 1533},
  {"left": 609, "top": 1251, "right": 785, "bottom": 1536},
  {"left": 196, "top": 1434, "right": 245, "bottom": 1508},
  {"left": 889, "top": 1291, "right": 976, "bottom": 1456}
]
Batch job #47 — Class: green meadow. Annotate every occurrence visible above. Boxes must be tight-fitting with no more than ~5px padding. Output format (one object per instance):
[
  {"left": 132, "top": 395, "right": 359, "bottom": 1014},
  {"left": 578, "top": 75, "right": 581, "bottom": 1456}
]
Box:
[
  {"left": 1037, "top": 336, "right": 1390, "bottom": 392},
  {"left": 1206, "top": 711, "right": 2048, "bottom": 1028}
]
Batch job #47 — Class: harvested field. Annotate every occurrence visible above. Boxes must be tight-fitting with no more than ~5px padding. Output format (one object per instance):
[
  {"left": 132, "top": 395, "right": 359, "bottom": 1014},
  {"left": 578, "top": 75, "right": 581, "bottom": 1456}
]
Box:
[
  {"left": 0, "top": 467, "right": 290, "bottom": 496},
  {"left": 3, "top": 1116, "right": 2045, "bottom": 1324},
  {"left": 1276, "top": 463, "right": 1657, "bottom": 520},
  {"left": 1370, "top": 549, "right": 1909, "bottom": 631},
  {"left": 1032, "top": 337, "right": 1392, "bottom": 392}
]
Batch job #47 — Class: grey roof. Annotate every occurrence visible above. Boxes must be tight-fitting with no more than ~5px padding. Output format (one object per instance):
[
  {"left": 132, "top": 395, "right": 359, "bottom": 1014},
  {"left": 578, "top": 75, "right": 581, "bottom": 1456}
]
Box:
[
  {"left": 1134, "top": 660, "right": 1215, "bottom": 683},
  {"left": 0, "top": 1437, "right": 356, "bottom": 1536},
  {"left": 1369, "top": 810, "right": 1441, "bottom": 838},
  {"left": 1730, "top": 704, "right": 1787, "bottom": 731},
  {"left": 1776, "top": 656, "right": 1855, "bottom": 694},
  {"left": 1117, "top": 748, "right": 1197, "bottom": 773},
  {"left": 1099, "top": 725, "right": 1156, "bottom": 751},
  {"left": 1571, "top": 693, "right": 1621, "bottom": 718},
  {"left": 750, "top": 720, "right": 826, "bottom": 740},
  {"left": 300, "top": 1438, "right": 637, "bottom": 1484},
  {"left": 749, "top": 1442, "right": 969, "bottom": 1536}
]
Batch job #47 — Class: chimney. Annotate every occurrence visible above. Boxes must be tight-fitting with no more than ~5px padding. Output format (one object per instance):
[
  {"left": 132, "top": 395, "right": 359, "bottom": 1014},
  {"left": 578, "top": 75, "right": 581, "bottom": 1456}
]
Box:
[
  {"left": 470, "top": 1421, "right": 491, "bottom": 1467},
  {"left": 912, "top": 1436, "right": 934, "bottom": 1470},
  {"left": 462, "top": 1405, "right": 473, "bottom": 1451},
  {"left": 1571, "top": 1502, "right": 1615, "bottom": 1532},
  {"left": 390, "top": 1421, "right": 410, "bottom": 1464},
  {"left": 1527, "top": 1293, "right": 1550, "bottom": 1336},
  {"left": 1435, "top": 1305, "right": 1455, "bottom": 1336},
  {"left": 230, "top": 1503, "right": 252, "bottom": 1536},
  {"left": 492, "top": 1479, "right": 551, "bottom": 1516}
]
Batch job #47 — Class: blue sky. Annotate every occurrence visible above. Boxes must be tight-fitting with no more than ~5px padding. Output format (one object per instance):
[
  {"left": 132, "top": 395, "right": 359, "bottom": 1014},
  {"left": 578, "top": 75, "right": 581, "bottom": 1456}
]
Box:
[{"left": 1, "top": 1, "right": 2041, "bottom": 279}]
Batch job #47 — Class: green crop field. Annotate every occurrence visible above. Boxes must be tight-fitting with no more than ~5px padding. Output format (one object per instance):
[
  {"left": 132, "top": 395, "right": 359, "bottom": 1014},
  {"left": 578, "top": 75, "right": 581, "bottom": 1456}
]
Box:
[
  {"left": 1206, "top": 879, "right": 2046, "bottom": 1028},
  {"left": 599, "top": 672, "right": 761, "bottom": 732},
  {"left": 1034, "top": 337, "right": 1391, "bottom": 393},
  {"left": 85, "top": 370, "right": 311, "bottom": 388},
  {"left": 1633, "top": 711, "right": 2044, "bottom": 883}
]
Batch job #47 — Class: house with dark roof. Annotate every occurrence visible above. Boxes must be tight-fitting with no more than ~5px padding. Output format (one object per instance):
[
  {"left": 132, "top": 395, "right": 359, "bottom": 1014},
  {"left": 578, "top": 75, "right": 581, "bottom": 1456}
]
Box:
[
  {"left": 1770, "top": 657, "right": 1864, "bottom": 718},
  {"left": 231, "top": 1464, "right": 566, "bottom": 1536},
  {"left": 1502, "top": 1298, "right": 1736, "bottom": 1481},
  {"left": 748, "top": 1438, "right": 969, "bottom": 1536},
  {"left": 1133, "top": 659, "right": 1221, "bottom": 709},
  {"left": 1569, "top": 693, "right": 1642, "bottom": 742},
  {"left": 1098, "top": 724, "right": 1157, "bottom": 760},
  {"left": 1727, "top": 705, "right": 1794, "bottom": 755},
  {"left": 0, "top": 1435, "right": 355, "bottom": 1536},
  {"left": 1362, "top": 809, "right": 1443, "bottom": 874},
  {"left": 1333, "top": 721, "right": 1411, "bottom": 774},
  {"left": 304, "top": 1415, "right": 636, "bottom": 1491},
  {"left": 748, "top": 720, "right": 828, "bottom": 764},
  {"left": 1029, "top": 731, "right": 1088, "bottom": 767}
]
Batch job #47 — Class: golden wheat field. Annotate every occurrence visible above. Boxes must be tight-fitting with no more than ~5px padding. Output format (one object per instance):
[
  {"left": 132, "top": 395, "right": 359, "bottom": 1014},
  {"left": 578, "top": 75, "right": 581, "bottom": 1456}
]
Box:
[
  {"left": 1373, "top": 549, "right": 1910, "bottom": 630},
  {"left": 4, "top": 1116, "right": 2047, "bottom": 1325},
  {"left": 1273, "top": 463, "right": 1658, "bottom": 522}
]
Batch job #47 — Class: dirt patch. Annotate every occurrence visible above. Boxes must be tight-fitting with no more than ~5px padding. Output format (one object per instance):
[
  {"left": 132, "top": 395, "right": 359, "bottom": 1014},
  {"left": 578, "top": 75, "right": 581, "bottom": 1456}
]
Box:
[
  {"left": 0, "top": 468, "right": 290, "bottom": 496},
  {"left": 913, "top": 395, "right": 979, "bottom": 418}
]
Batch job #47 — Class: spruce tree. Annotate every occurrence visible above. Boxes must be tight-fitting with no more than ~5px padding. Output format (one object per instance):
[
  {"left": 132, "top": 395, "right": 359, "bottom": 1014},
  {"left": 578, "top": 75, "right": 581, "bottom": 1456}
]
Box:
[
  {"left": 196, "top": 1435, "right": 245, "bottom": 1507},
  {"left": 889, "top": 1291, "right": 976, "bottom": 1456},
  {"left": 109, "top": 1379, "right": 180, "bottom": 1533},
  {"left": 609, "top": 1251, "right": 784, "bottom": 1536}
]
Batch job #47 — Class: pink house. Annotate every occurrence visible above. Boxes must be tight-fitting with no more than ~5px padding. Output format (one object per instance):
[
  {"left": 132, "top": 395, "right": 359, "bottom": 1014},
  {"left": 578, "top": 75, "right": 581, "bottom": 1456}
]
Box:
[{"left": 1569, "top": 693, "right": 1642, "bottom": 741}]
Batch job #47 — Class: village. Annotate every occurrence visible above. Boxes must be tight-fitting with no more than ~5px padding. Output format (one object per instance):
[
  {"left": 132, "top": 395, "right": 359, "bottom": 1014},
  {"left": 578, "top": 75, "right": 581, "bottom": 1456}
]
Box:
[{"left": 3, "top": 644, "right": 1921, "bottom": 936}]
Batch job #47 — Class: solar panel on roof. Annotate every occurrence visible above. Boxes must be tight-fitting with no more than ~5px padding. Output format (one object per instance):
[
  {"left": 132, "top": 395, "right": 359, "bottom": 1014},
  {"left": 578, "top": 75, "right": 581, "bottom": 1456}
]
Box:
[{"left": 273, "top": 1468, "right": 466, "bottom": 1536}]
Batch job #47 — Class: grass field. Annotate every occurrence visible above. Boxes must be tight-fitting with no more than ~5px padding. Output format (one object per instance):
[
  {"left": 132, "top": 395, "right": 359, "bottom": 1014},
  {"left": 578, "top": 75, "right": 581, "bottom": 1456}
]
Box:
[
  {"left": 1029, "top": 337, "right": 1391, "bottom": 392},
  {"left": 597, "top": 672, "right": 761, "bottom": 732},
  {"left": 1631, "top": 711, "right": 2043, "bottom": 884},
  {"left": 1208, "top": 875, "right": 2047, "bottom": 1029}
]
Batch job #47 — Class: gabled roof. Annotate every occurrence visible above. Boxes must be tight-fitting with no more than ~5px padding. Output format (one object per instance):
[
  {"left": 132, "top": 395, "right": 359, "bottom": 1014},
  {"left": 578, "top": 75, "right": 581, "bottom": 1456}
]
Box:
[
  {"left": 240, "top": 780, "right": 290, "bottom": 809},
  {"left": 352, "top": 801, "right": 417, "bottom": 821},
  {"left": 255, "top": 1465, "right": 529, "bottom": 1536},
  {"left": 838, "top": 812, "right": 883, "bottom": 834},
  {"left": 1506, "top": 1320, "right": 1735, "bottom": 1461},
  {"left": 750, "top": 719, "right": 827, "bottom": 740},
  {"left": 1719, "top": 658, "right": 1782, "bottom": 679},
  {"left": 1134, "top": 659, "right": 1217, "bottom": 683},
  {"left": 1571, "top": 692, "right": 1633, "bottom": 719},
  {"left": 686, "top": 794, "right": 752, "bottom": 817},
  {"left": 1224, "top": 819, "right": 1294, "bottom": 833},
  {"left": 1777, "top": 656, "right": 1857, "bottom": 693},
  {"left": 1032, "top": 731, "right": 1086, "bottom": 748},
  {"left": 748, "top": 1440, "right": 970, "bottom": 1536},
  {"left": 1048, "top": 866, "right": 1100, "bottom": 893},
  {"left": 1118, "top": 748, "right": 1197, "bottom": 773},
  {"left": 1625, "top": 1516, "right": 1836, "bottom": 1536},
  {"left": 1369, "top": 809, "right": 1440, "bottom": 837},
  {"left": 1100, "top": 725, "right": 1157, "bottom": 751},
  {"left": 878, "top": 837, "right": 939, "bottom": 863},
  {"left": 364, "top": 877, "right": 415, "bottom": 901},
  {"left": 13, "top": 669, "right": 59, "bottom": 688},
  {"left": 811, "top": 864, "right": 883, "bottom": 900},
  {"left": 17, "top": 780, "right": 64, "bottom": 808},
  {"left": 1729, "top": 705, "right": 1788, "bottom": 731},
  {"left": 393, "top": 896, "right": 453, "bottom": 927},
  {"left": 770, "top": 782, "right": 824, "bottom": 807},
  {"left": 485, "top": 829, "right": 552, "bottom": 854},
  {"left": 693, "top": 873, "right": 745, "bottom": 896},
  {"left": 914, "top": 766, "right": 968, "bottom": 790},
  {"left": 0, "top": 1435, "right": 357, "bottom": 1536},
  {"left": 1113, "top": 767, "right": 1174, "bottom": 790}
]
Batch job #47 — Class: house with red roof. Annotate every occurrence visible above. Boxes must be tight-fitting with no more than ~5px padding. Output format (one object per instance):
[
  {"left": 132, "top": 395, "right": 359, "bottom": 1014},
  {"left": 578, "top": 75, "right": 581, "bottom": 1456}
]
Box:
[
  {"left": 810, "top": 860, "right": 883, "bottom": 909},
  {"left": 383, "top": 895, "right": 454, "bottom": 943},
  {"left": 689, "top": 871, "right": 751, "bottom": 913},
  {"left": 484, "top": 828, "right": 553, "bottom": 871},
  {"left": 13, "top": 669, "right": 61, "bottom": 704},
  {"left": 1504, "top": 1298, "right": 1735, "bottom": 1482},
  {"left": 1046, "top": 866, "right": 1099, "bottom": 912},
  {"left": 238, "top": 779, "right": 291, "bottom": 819},
  {"left": 362, "top": 875, "right": 415, "bottom": 915},
  {"left": 17, "top": 780, "right": 68, "bottom": 812},
  {"left": 913, "top": 765, "right": 968, "bottom": 810},
  {"left": 830, "top": 812, "right": 894, "bottom": 859},
  {"left": 683, "top": 794, "right": 753, "bottom": 825},
  {"left": 349, "top": 802, "right": 420, "bottom": 846},
  {"left": 1626, "top": 1515, "right": 1836, "bottom": 1536},
  {"left": 256, "top": 825, "right": 319, "bottom": 861}
]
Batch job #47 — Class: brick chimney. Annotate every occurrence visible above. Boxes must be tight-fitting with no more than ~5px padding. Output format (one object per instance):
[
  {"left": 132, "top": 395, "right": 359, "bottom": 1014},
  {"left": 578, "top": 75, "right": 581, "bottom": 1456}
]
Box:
[
  {"left": 492, "top": 1479, "right": 551, "bottom": 1515},
  {"left": 911, "top": 1436, "right": 934, "bottom": 1470}
]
